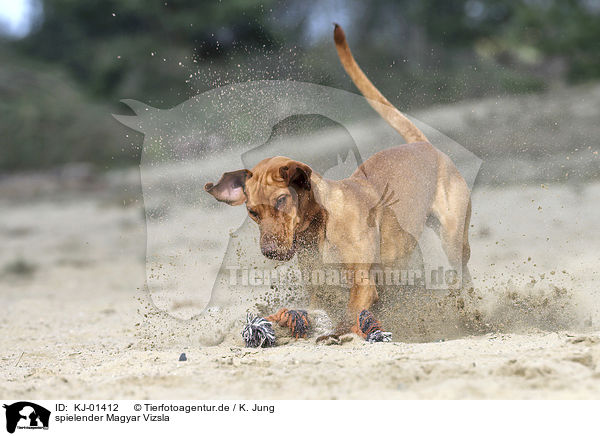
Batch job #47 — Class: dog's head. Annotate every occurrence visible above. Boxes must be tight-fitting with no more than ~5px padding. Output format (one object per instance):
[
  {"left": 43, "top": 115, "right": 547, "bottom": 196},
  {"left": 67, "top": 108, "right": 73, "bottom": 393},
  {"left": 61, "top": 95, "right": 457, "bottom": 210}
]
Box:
[{"left": 205, "top": 156, "right": 313, "bottom": 261}]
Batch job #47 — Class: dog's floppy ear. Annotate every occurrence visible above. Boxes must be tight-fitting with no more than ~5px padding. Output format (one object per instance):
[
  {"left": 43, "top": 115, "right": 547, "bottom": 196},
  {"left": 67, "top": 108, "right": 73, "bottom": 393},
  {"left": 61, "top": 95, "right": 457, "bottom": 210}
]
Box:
[
  {"left": 279, "top": 161, "right": 312, "bottom": 191},
  {"left": 204, "top": 169, "right": 252, "bottom": 206}
]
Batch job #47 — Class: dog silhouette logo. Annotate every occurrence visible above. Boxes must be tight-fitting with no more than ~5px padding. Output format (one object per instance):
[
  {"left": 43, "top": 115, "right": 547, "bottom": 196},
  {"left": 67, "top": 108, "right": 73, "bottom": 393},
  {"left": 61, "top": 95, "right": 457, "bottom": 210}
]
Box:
[
  {"left": 113, "top": 80, "right": 481, "bottom": 335},
  {"left": 3, "top": 402, "right": 50, "bottom": 433}
]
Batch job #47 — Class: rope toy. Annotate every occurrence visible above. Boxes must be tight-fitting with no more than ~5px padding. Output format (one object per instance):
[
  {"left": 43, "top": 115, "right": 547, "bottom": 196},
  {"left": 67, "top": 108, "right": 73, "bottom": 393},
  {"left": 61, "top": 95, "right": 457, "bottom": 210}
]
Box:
[
  {"left": 242, "top": 313, "right": 276, "bottom": 348},
  {"left": 242, "top": 308, "right": 391, "bottom": 347}
]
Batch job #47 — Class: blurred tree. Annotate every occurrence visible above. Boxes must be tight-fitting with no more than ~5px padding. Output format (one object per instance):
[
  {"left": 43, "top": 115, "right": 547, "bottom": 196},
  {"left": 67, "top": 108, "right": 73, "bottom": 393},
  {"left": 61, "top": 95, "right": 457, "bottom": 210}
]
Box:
[
  {"left": 13, "top": 0, "right": 600, "bottom": 105},
  {"left": 16, "top": 0, "right": 280, "bottom": 104},
  {"left": 2, "top": 0, "right": 600, "bottom": 171}
]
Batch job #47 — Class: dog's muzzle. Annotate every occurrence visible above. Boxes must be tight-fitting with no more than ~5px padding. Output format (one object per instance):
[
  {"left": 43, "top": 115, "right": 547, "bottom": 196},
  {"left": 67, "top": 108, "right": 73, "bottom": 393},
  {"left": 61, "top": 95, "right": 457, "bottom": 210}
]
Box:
[
  {"left": 260, "top": 235, "right": 296, "bottom": 261},
  {"left": 261, "top": 245, "right": 296, "bottom": 261}
]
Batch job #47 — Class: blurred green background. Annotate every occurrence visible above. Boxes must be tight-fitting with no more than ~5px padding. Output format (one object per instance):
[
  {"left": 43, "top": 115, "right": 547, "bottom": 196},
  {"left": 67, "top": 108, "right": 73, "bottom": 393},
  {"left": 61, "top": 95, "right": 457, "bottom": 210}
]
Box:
[{"left": 1, "top": 0, "right": 599, "bottom": 172}]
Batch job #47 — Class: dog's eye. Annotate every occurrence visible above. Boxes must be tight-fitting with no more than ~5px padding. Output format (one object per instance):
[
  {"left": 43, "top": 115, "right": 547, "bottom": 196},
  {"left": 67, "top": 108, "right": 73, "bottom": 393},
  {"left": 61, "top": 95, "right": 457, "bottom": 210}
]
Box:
[
  {"left": 247, "top": 209, "right": 260, "bottom": 220},
  {"left": 275, "top": 195, "right": 287, "bottom": 210}
]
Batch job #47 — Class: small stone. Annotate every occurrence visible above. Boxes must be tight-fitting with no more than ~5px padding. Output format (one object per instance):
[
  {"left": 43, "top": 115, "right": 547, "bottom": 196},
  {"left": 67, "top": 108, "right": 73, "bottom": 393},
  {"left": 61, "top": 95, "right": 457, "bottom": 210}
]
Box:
[{"left": 179, "top": 353, "right": 187, "bottom": 361}]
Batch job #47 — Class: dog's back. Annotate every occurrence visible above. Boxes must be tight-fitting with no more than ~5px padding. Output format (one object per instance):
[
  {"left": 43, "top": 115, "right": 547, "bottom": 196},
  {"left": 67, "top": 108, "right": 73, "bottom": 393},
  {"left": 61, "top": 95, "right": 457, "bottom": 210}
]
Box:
[{"left": 352, "top": 143, "right": 439, "bottom": 239}]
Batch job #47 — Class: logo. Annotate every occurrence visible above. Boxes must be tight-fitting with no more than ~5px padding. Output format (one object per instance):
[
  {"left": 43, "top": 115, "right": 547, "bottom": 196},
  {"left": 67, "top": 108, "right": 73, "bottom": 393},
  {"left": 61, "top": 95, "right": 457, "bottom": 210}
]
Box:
[
  {"left": 113, "top": 81, "right": 482, "bottom": 328},
  {"left": 3, "top": 402, "right": 50, "bottom": 433}
]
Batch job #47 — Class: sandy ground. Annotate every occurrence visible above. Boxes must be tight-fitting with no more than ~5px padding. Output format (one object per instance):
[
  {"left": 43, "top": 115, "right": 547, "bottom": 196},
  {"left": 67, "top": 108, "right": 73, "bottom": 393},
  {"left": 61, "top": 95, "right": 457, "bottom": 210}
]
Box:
[
  {"left": 1, "top": 174, "right": 599, "bottom": 399},
  {"left": 2, "top": 87, "right": 600, "bottom": 399}
]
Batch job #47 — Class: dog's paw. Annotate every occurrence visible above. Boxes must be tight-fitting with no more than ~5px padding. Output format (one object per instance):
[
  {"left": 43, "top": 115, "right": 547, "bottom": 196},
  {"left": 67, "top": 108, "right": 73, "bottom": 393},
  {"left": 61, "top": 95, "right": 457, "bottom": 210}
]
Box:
[
  {"left": 366, "top": 330, "right": 392, "bottom": 343},
  {"left": 283, "top": 309, "right": 310, "bottom": 338},
  {"left": 267, "top": 308, "right": 311, "bottom": 339},
  {"left": 357, "top": 310, "right": 392, "bottom": 343},
  {"left": 242, "top": 314, "right": 276, "bottom": 348}
]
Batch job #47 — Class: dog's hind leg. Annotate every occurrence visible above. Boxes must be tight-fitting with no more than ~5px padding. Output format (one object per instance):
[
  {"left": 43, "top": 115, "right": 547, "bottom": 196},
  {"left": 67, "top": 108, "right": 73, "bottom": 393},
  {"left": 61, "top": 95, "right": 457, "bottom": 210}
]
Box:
[
  {"left": 461, "top": 200, "right": 472, "bottom": 288},
  {"left": 431, "top": 160, "right": 472, "bottom": 290},
  {"left": 380, "top": 208, "right": 423, "bottom": 270}
]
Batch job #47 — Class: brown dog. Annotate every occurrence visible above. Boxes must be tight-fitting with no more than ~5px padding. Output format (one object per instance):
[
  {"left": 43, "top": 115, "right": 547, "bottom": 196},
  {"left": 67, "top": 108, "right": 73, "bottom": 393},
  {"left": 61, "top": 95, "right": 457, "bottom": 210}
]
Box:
[{"left": 205, "top": 25, "right": 472, "bottom": 340}]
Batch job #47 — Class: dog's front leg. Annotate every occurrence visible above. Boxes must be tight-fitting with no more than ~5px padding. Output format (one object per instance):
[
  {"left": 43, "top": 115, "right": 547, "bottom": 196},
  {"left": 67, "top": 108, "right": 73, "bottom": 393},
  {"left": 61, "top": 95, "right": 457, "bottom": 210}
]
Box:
[
  {"left": 347, "top": 278, "right": 392, "bottom": 342},
  {"left": 317, "top": 265, "right": 385, "bottom": 342},
  {"left": 347, "top": 268, "right": 378, "bottom": 315},
  {"left": 266, "top": 308, "right": 311, "bottom": 339}
]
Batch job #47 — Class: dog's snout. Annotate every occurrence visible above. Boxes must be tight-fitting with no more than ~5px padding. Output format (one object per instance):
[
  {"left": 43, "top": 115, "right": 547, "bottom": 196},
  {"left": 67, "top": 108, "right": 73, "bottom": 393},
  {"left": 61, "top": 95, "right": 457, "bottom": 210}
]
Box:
[
  {"left": 262, "top": 248, "right": 278, "bottom": 258},
  {"left": 260, "top": 235, "right": 280, "bottom": 257},
  {"left": 260, "top": 234, "right": 295, "bottom": 261}
]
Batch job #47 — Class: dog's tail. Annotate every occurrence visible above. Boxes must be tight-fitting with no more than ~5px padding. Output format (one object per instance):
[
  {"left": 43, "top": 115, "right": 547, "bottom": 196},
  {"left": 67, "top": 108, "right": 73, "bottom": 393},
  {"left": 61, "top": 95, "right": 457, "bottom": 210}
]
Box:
[{"left": 333, "top": 24, "right": 428, "bottom": 144}]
